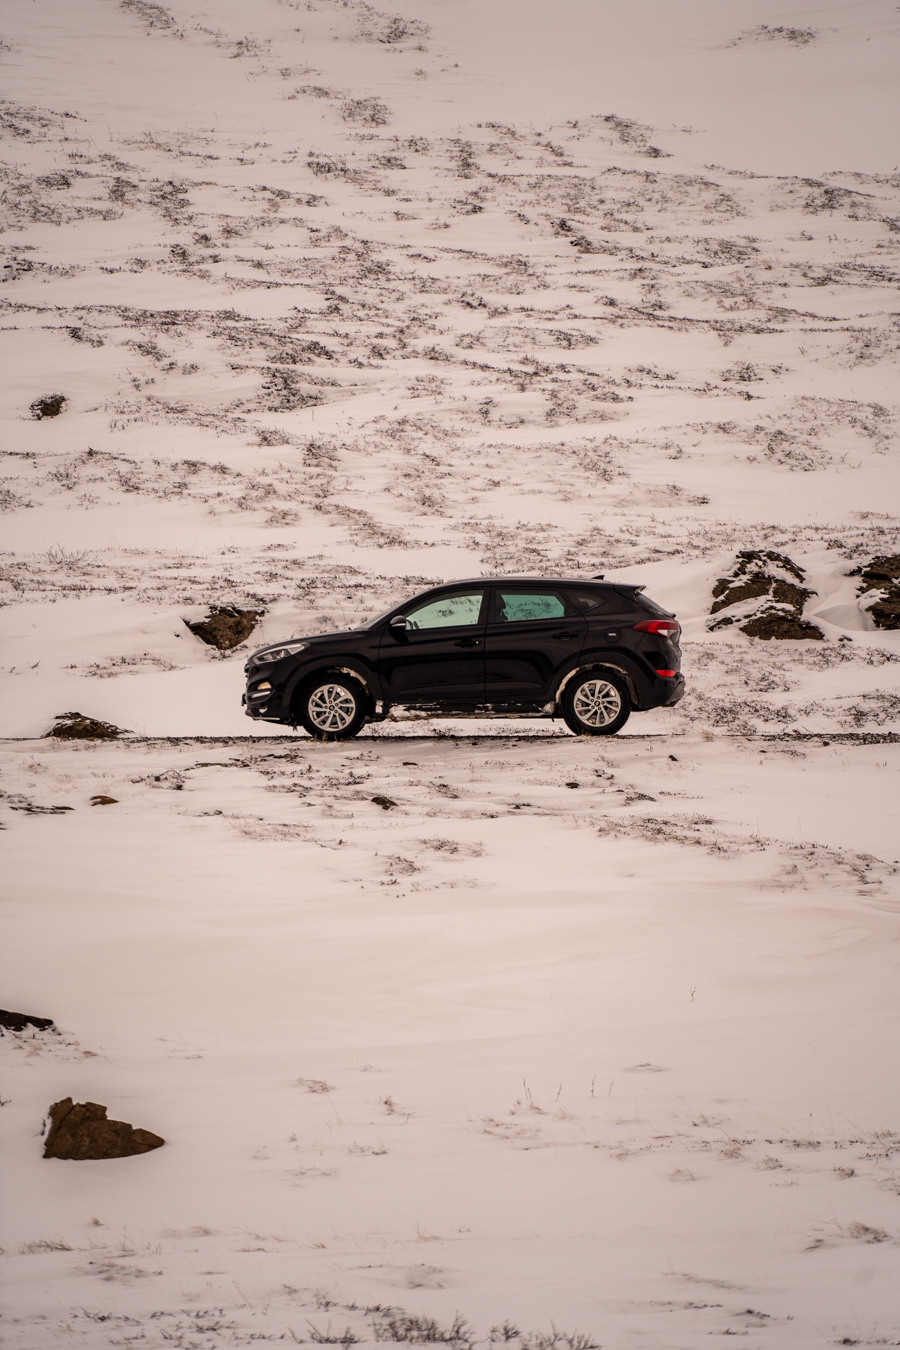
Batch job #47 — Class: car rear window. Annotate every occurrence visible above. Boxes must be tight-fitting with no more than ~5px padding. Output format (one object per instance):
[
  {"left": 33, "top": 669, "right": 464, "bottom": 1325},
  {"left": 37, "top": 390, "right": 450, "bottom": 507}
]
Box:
[{"left": 635, "top": 593, "right": 674, "bottom": 617}]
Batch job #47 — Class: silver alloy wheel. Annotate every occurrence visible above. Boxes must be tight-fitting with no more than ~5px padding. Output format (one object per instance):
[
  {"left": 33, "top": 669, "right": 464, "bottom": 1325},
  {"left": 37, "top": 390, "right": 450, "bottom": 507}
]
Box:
[
  {"left": 307, "top": 683, "right": 358, "bottom": 732},
  {"left": 571, "top": 678, "right": 622, "bottom": 728}
]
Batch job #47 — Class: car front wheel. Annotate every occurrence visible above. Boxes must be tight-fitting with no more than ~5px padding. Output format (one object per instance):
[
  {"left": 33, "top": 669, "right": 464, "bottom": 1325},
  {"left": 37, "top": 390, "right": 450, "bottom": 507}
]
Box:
[
  {"left": 297, "top": 676, "right": 367, "bottom": 741},
  {"left": 562, "top": 671, "right": 631, "bottom": 736}
]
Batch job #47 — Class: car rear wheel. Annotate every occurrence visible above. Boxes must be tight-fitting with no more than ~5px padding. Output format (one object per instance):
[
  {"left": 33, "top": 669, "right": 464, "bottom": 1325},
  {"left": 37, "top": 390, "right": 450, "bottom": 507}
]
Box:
[
  {"left": 297, "top": 676, "right": 367, "bottom": 741},
  {"left": 562, "top": 671, "right": 631, "bottom": 736}
]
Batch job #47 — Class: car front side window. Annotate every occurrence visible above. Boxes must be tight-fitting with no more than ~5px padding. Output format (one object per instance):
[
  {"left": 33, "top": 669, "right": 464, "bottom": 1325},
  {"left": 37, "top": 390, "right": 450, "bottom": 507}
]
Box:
[{"left": 405, "top": 591, "right": 485, "bottom": 631}]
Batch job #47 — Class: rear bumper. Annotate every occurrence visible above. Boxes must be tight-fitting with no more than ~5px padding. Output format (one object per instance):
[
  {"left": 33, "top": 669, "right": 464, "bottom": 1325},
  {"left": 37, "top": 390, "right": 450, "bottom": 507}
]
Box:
[{"left": 661, "top": 673, "right": 685, "bottom": 706}]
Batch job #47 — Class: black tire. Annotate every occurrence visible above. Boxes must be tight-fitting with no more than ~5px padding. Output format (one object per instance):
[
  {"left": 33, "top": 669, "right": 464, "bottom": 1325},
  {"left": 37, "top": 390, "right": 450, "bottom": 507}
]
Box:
[
  {"left": 297, "top": 675, "right": 367, "bottom": 741},
  {"left": 561, "top": 670, "right": 631, "bottom": 736}
]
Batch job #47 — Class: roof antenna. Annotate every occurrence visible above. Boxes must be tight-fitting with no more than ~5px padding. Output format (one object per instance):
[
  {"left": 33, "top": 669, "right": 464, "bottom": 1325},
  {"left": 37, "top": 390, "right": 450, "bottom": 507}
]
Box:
[{"left": 592, "top": 573, "right": 605, "bottom": 580}]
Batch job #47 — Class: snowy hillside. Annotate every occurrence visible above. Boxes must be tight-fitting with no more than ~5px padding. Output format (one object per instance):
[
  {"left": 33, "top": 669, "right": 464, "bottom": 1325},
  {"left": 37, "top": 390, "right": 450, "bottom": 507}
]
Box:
[{"left": 2, "top": 0, "right": 899, "bottom": 1346}]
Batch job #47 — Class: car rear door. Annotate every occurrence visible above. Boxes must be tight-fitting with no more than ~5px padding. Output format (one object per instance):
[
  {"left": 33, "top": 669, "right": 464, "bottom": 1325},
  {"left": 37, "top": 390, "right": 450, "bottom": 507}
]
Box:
[
  {"left": 484, "top": 585, "right": 586, "bottom": 703},
  {"left": 377, "top": 588, "right": 487, "bottom": 704}
]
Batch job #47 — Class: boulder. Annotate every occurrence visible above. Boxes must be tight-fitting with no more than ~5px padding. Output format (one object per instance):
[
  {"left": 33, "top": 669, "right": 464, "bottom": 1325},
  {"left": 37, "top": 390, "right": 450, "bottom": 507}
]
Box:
[{"left": 43, "top": 1098, "right": 164, "bottom": 1160}]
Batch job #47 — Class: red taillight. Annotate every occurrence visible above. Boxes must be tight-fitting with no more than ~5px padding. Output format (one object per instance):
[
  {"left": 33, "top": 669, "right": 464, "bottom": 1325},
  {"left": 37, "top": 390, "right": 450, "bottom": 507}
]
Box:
[
  {"left": 656, "top": 670, "right": 676, "bottom": 678},
  {"left": 633, "top": 619, "right": 681, "bottom": 641}
]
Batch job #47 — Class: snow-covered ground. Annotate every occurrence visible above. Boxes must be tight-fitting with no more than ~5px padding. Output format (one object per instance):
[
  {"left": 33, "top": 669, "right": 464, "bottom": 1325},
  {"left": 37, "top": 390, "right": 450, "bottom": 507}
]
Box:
[{"left": 2, "top": 0, "right": 899, "bottom": 1345}]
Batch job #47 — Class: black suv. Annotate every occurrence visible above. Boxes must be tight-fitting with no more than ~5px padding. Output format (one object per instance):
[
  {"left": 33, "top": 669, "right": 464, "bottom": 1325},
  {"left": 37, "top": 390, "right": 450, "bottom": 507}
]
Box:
[{"left": 243, "top": 576, "right": 683, "bottom": 739}]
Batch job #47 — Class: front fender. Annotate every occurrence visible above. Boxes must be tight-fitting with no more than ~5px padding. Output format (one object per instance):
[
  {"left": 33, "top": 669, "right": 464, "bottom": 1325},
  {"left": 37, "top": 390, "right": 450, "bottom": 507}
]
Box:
[{"left": 284, "top": 659, "right": 382, "bottom": 714}]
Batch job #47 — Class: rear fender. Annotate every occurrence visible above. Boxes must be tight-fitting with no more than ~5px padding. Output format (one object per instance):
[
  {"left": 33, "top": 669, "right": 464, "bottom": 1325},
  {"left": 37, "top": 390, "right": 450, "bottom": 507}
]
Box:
[{"left": 551, "top": 661, "right": 642, "bottom": 711}]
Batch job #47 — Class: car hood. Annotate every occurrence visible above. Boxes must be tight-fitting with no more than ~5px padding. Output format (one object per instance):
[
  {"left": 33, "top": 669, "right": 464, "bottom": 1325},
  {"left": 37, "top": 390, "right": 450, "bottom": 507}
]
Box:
[{"left": 246, "top": 629, "right": 362, "bottom": 663}]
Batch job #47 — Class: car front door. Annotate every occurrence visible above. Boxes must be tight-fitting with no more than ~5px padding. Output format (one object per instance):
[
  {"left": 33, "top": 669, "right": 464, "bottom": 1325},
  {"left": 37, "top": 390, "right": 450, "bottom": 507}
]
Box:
[
  {"left": 377, "top": 588, "right": 487, "bottom": 705},
  {"left": 484, "top": 586, "right": 586, "bottom": 704}
]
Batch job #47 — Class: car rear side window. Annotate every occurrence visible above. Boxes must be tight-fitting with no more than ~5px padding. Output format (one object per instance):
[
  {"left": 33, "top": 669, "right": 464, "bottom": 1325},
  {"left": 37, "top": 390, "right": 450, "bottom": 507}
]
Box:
[
  {"left": 565, "top": 589, "right": 613, "bottom": 615},
  {"left": 492, "top": 589, "right": 576, "bottom": 622}
]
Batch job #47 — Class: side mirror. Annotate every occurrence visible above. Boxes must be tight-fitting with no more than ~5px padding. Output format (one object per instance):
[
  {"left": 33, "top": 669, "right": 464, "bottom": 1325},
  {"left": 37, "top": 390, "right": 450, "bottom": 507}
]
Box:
[{"left": 389, "top": 614, "right": 408, "bottom": 635}]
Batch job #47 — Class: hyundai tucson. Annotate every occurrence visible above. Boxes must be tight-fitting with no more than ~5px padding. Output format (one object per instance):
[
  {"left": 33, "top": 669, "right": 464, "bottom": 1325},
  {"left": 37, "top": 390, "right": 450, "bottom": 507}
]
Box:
[{"left": 243, "top": 576, "right": 683, "bottom": 739}]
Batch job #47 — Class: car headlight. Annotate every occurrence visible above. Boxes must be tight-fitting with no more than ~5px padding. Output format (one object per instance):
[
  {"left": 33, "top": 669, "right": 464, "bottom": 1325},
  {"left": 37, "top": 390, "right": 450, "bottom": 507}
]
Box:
[{"left": 250, "top": 642, "right": 308, "bottom": 667}]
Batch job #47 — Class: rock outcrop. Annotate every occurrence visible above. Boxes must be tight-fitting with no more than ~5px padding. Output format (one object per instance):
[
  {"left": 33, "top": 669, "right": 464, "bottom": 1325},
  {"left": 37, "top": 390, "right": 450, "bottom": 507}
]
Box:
[
  {"left": 43, "top": 1098, "right": 164, "bottom": 1160},
  {"left": 853, "top": 554, "right": 900, "bottom": 630},
  {"left": 709, "top": 550, "right": 823, "bottom": 639},
  {"left": 0, "top": 1009, "right": 55, "bottom": 1033}
]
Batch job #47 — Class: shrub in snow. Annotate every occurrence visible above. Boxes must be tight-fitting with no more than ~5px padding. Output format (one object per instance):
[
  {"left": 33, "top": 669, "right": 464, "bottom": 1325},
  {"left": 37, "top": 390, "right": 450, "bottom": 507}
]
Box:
[
  {"left": 45, "top": 711, "right": 126, "bottom": 739},
  {"left": 30, "top": 393, "right": 66, "bottom": 419},
  {"left": 709, "top": 550, "right": 823, "bottom": 640}
]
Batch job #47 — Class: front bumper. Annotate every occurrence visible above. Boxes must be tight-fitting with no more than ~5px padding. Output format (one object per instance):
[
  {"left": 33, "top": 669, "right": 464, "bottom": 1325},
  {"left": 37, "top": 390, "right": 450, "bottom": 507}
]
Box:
[{"left": 243, "top": 681, "right": 286, "bottom": 721}]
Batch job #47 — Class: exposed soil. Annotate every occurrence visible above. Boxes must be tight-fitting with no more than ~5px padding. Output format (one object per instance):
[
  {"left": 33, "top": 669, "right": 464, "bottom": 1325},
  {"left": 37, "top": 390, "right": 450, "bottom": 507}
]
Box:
[
  {"left": 0, "top": 1009, "right": 55, "bottom": 1033},
  {"left": 185, "top": 606, "right": 263, "bottom": 650},
  {"left": 43, "top": 1098, "right": 164, "bottom": 1160},
  {"left": 45, "top": 712, "right": 125, "bottom": 740}
]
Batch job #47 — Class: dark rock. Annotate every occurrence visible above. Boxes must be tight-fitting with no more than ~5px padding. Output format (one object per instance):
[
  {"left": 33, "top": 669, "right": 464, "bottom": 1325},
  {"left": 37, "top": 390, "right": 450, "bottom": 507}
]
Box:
[
  {"left": 43, "top": 1098, "right": 164, "bottom": 1160},
  {"left": 90, "top": 795, "right": 119, "bottom": 805},
  {"left": 709, "top": 550, "right": 822, "bottom": 639},
  {"left": 740, "top": 612, "right": 824, "bottom": 640},
  {"left": 0, "top": 1009, "right": 55, "bottom": 1033},
  {"left": 371, "top": 795, "right": 397, "bottom": 809},
  {"left": 711, "top": 577, "right": 813, "bottom": 615},
  {"left": 185, "top": 606, "right": 263, "bottom": 650},
  {"left": 733, "top": 549, "right": 806, "bottom": 582},
  {"left": 45, "top": 712, "right": 125, "bottom": 740},
  {"left": 852, "top": 554, "right": 900, "bottom": 630},
  {"left": 30, "top": 393, "right": 67, "bottom": 419}
]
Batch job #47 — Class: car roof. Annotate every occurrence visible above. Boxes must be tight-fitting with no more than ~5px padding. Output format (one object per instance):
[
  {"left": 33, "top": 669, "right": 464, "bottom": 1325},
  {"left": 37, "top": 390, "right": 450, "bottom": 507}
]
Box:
[{"left": 424, "top": 575, "right": 635, "bottom": 589}]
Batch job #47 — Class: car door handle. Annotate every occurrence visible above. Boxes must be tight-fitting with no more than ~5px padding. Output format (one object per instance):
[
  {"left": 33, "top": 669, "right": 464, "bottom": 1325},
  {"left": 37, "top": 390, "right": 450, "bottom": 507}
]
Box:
[
  {"left": 454, "top": 637, "right": 481, "bottom": 648},
  {"left": 553, "top": 629, "right": 582, "bottom": 639}
]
